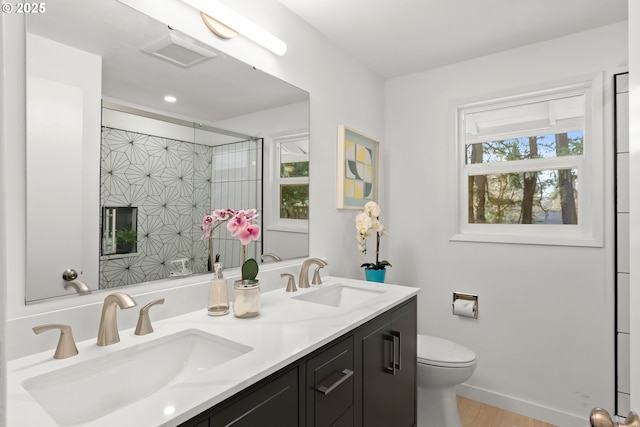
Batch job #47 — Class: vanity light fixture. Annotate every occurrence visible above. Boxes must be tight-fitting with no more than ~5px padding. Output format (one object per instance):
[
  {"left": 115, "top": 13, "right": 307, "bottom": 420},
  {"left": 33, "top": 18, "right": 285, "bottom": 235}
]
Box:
[
  {"left": 201, "top": 12, "right": 238, "bottom": 39},
  {"left": 181, "top": 0, "right": 287, "bottom": 56}
]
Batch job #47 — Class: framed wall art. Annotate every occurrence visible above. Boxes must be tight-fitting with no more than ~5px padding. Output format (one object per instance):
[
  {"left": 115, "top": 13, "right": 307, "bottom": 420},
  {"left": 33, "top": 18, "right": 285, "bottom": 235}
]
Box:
[{"left": 336, "top": 125, "right": 380, "bottom": 209}]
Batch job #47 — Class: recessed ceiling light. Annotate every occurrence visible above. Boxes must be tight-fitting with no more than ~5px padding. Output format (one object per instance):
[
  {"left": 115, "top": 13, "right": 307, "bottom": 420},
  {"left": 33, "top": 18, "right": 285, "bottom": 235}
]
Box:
[{"left": 164, "top": 95, "right": 177, "bottom": 103}]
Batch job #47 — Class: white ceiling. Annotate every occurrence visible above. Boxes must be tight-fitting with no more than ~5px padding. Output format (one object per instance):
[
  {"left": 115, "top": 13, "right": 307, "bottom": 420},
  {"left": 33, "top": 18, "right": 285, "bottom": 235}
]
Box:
[
  {"left": 26, "top": 0, "right": 628, "bottom": 123},
  {"left": 27, "top": 0, "right": 308, "bottom": 126},
  {"left": 276, "top": 0, "right": 628, "bottom": 79}
]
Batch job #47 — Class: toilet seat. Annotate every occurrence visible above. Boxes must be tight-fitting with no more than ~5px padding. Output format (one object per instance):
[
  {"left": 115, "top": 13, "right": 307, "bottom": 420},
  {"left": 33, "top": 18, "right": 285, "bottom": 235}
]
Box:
[{"left": 417, "top": 335, "right": 476, "bottom": 368}]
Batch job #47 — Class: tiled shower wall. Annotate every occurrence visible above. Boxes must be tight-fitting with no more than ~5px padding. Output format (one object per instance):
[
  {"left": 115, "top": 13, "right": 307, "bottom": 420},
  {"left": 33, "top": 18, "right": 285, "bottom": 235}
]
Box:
[
  {"left": 616, "top": 72, "right": 630, "bottom": 416},
  {"left": 208, "top": 139, "right": 263, "bottom": 270},
  {"left": 99, "top": 127, "right": 261, "bottom": 288}
]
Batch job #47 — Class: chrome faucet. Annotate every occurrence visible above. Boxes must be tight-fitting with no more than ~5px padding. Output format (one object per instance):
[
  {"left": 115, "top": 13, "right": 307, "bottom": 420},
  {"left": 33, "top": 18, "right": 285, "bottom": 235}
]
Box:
[
  {"left": 97, "top": 292, "right": 137, "bottom": 346},
  {"left": 299, "top": 258, "right": 328, "bottom": 288}
]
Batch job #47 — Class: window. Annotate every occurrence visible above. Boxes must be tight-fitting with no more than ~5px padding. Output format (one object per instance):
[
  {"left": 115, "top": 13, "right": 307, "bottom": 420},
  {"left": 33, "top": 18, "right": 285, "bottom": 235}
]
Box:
[
  {"left": 267, "top": 132, "right": 309, "bottom": 232},
  {"left": 279, "top": 139, "right": 309, "bottom": 220},
  {"left": 452, "top": 75, "right": 603, "bottom": 246}
]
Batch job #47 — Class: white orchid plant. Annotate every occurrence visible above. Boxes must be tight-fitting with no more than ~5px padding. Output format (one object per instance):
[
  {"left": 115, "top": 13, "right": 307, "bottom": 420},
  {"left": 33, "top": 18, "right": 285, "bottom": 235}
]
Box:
[
  {"left": 201, "top": 208, "right": 261, "bottom": 280},
  {"left": 356, "top": 201, "right": 391, "bottom": 270}
]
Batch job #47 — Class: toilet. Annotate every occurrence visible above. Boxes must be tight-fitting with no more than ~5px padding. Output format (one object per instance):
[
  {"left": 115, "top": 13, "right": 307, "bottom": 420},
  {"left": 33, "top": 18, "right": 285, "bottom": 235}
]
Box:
[{"left": 417, "top": 334, "right": 477, "bottom": 427}]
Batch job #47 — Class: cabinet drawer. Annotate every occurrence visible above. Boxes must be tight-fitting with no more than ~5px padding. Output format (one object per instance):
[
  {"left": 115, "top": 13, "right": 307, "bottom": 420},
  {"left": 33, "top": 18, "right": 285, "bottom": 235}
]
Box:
[
  {"left": 210, "top": 367, "right": 299, "bottom": 427},
  {"left": 306, "top": 335, "right": 355, "bottom": 427}
]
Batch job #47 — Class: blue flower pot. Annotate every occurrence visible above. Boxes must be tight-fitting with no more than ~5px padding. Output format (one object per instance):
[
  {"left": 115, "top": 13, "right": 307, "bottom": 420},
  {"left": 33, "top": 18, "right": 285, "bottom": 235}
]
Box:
[{"left": 364, "top": 268, "right": 386, "bottom": 283}]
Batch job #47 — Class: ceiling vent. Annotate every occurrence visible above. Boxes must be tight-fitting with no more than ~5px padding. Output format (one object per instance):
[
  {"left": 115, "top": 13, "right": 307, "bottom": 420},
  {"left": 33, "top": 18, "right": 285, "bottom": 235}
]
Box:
[{"left": 142, "top": 33, "right": 217, "bottom": 68}]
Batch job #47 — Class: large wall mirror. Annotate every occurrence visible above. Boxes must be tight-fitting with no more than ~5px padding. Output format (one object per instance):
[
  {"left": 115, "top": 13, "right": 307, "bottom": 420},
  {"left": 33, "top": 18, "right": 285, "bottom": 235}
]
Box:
[{"left": 25, "top": 0, "right": 309, "bottom": 303}]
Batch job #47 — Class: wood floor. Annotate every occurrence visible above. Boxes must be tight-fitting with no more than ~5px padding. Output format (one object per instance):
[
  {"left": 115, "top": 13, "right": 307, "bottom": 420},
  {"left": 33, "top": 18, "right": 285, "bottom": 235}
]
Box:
[{"left": 457, "top": 397, "right": 558, "bottom": 427}]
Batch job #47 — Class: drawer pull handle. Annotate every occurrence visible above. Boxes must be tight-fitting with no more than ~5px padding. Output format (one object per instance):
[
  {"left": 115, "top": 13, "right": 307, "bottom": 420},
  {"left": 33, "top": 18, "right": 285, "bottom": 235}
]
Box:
[
  {"left": 316, "top": 368, "right": 354, "bottom": 395},
  {"left": 384, "top": 334, "right": 396, "bottom": 375},
  {"left": 384, "top": 331, "right": 402, "bottom": 375},
  {"left": 392, "top": 330, "right": 402, "bottom": 371}
]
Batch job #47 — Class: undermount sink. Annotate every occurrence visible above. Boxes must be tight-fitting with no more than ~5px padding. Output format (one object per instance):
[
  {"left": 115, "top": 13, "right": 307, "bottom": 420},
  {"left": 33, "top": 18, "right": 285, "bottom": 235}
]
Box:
[
  {"left": 22, "top": 329, "right": 252, "bottom": 426},
  {"left": 292, "top": 283, "right": 385, "bottom": 308}
]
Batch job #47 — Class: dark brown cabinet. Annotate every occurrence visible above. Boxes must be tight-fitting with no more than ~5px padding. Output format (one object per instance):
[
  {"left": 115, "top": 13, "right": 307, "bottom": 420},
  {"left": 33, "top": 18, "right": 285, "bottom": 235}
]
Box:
[
  {"left": 211, "top": 367, "right": 299, "bottom": 426},
  {"left": 358, "top": 298, "right": 417, "bottom": 427},
  {"left": 181, "top": 367, "right": 299, "bottom": 427},
  {"left": 306, "top": 335, "right": 355, "bottom": 426},
  {"left": 180, "top": 296, "right": 416, "bottom": 427}
]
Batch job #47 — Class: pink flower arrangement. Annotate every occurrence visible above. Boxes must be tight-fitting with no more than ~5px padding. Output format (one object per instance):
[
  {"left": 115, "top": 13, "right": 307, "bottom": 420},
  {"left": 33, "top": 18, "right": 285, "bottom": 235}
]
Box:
[
  {"left": 201, "top": 208, "right": 261, "bottom": 244},
  {"left": 226, "top": 209, "right": 261, "bottom": 245},
  {"left": 201, "top": 208, "right": 261, "bottom": 277},
  {"left": 200, "top": 208, "right": 237, "bottom": 239}
]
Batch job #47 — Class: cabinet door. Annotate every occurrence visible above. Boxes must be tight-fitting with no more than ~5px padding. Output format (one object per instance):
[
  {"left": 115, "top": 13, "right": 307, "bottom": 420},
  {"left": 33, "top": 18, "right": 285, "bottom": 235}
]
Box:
[
  {"left": 389, "top": 299, "right": 417, "bottom": 426},
  {"left": 306, "top": 336, "right": 355, "bottom": 427},
  {"left": 361, "top": 298, "right": 417, "bottom": 427},
  {"left": 210, "top": 367, "right": 299, "bottom": 427}
]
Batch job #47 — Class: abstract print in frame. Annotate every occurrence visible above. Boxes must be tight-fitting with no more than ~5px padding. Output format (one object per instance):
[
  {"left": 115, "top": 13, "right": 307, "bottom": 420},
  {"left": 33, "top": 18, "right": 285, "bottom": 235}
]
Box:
[{"left": 336, "top": 125, "right": 380, "bottom": 209}]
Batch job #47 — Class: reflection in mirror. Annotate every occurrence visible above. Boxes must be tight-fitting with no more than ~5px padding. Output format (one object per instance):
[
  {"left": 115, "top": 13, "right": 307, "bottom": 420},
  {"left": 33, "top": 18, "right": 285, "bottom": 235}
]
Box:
[
  {"left": 101, "top": 206, "right": 139, "bottom": 256},
  {"left": 99, "top": 105, "right": 263, "bottom": 289},
  {"left": 25, "top": 0, "right": 309, "bottom": 303},
  {"left": 279, "top": 139, "right": 310, "bottom": 221}
]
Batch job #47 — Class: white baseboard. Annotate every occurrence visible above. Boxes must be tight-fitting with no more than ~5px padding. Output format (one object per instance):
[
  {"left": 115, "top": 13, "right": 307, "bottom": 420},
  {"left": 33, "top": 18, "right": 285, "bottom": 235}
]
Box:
[{"left": 456, "top": 383, "right": 588, "bottom": 427}]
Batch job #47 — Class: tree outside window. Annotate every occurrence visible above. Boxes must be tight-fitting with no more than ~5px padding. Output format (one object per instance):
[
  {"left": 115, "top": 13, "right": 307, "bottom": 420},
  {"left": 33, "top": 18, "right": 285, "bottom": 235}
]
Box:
[
  {"left": 454, "top": 76, "right": 604, "bottom": 247},
  {"left": 466, "top": 132, "right": 582, "bottom": 225}
]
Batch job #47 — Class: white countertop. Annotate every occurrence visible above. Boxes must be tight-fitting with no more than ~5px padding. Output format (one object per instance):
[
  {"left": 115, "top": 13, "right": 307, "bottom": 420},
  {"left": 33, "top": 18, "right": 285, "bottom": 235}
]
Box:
[{"left": 7, "top": 277, "right": 419, "bottom": 427}]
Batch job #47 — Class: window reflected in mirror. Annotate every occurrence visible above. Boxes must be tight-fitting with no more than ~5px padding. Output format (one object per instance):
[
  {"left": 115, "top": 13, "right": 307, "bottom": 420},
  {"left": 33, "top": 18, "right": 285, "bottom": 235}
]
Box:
[
  {"left": 279, "top": 138, "right": 309, "bottom": 220},
  {"left": 101, "top": 206, "right": 138, "bottom": 255}
]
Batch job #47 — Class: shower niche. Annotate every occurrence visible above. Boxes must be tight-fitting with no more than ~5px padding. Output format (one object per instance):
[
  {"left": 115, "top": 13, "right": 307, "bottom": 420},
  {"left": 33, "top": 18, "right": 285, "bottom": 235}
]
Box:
[{"left": 101, "top": 206, "right": 138, "bottom": 255}]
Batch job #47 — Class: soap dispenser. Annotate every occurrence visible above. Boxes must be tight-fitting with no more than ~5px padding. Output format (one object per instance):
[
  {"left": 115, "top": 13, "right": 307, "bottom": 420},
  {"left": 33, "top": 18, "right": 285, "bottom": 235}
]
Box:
[{"left": 208, "top": 262, "right": 229, "bottom": 316}]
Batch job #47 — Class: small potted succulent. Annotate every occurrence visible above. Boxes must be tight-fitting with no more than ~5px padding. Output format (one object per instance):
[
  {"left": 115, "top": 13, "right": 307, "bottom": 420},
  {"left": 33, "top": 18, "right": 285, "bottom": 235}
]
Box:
[
  {"left": 226, "top": 209, "right": 261, "bottom": 318},
  {"left": 356, "top": 201, "right": 391, "bottom": 283}
]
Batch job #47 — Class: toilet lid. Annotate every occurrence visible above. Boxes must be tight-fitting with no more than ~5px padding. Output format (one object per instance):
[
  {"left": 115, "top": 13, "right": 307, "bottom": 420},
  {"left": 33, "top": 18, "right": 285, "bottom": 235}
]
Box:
[{"left": 417, "top": 335, "right": 477, "bottom": 368}]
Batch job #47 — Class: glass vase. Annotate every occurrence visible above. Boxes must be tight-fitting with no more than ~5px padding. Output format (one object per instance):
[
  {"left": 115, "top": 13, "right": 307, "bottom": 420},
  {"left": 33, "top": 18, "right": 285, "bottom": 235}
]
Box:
[{"left": 233, "top": 279, "right": 260, "bottom": 318}]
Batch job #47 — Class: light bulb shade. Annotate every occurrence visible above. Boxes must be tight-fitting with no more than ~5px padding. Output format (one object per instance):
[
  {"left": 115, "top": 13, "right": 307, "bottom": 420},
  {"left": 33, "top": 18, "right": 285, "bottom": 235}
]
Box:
[
  {"left": 201, "top": 12, "right": 238, "bottom": 39},
  {"left": 182, "top": 0, "right": 287, "bottom": 56}
]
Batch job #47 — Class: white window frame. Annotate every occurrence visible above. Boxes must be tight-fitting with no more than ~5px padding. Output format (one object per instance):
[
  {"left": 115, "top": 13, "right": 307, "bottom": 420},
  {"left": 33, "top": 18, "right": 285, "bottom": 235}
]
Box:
[
  {"left": 265, "top": 131, "right": 309, "bottom": 234},
  {"left": 451, "top": 74, "right": 604, "bottom": 247}
]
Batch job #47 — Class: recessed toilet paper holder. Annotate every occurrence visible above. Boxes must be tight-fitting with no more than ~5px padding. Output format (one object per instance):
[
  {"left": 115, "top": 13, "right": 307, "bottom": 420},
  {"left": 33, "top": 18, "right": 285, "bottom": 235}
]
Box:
[{"left": 453, "top": 292, "right": 478, "bottom": 319}]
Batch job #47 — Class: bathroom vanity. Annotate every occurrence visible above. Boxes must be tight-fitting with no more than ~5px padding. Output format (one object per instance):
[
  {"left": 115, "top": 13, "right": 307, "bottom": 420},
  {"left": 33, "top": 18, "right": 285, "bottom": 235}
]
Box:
[
  {"left": 7, "top": 277, "right": 418, "bottom": 427},
  {"left": 181, "top": 296, "right": 417, "bottom": 427}
]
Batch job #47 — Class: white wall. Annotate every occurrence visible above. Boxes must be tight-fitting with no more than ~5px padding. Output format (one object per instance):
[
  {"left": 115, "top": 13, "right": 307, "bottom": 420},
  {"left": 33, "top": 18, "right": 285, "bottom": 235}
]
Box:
[
  {"left": 25, "top": 33, "right": 102, "bottom": 302},
  {"left": 0, "top": 11, "right": 20, "bottom": 427},
  {"left": 385, "top": 23, "right": 627, "bottom": 426},
  {"left": 629, "top": 0, "right": 640, "bottom": 415},
  {"left": 0, "top": 13, "right": 26, "bottom": 425}
]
